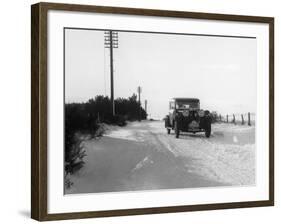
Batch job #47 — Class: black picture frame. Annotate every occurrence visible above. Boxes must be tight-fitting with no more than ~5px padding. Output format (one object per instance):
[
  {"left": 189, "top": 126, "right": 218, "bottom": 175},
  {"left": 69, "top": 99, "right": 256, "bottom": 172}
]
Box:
[{"left": 31, "top": 2, "right": 274, "bottom": 221}]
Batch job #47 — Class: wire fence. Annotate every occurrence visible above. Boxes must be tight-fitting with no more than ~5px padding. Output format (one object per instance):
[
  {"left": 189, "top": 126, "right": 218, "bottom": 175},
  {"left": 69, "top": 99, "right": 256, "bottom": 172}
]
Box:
[{"left": 214, "top": 112, "right": 255, "bottom": 126}]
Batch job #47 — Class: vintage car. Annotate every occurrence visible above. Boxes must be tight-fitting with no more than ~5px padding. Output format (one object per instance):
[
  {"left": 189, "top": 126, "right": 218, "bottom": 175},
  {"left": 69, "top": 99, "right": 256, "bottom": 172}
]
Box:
[{"left": 164, "top": 98, "right": 211, "bottom": 138}]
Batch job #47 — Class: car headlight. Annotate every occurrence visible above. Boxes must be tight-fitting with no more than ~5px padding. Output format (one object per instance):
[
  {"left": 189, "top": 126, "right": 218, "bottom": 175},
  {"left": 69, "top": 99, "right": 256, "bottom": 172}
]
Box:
[
  {"left": 182, "top": 111, "right": 189, "bottom": 117},
  {"left": 198, "top": 110, "right": 205, "bottom": 117}
]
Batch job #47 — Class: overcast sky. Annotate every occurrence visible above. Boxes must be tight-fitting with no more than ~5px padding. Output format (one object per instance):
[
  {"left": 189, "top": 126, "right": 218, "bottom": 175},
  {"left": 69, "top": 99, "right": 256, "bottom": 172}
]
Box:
[{"left": 65, "top": 29, "right": 257, "bottom": 119}]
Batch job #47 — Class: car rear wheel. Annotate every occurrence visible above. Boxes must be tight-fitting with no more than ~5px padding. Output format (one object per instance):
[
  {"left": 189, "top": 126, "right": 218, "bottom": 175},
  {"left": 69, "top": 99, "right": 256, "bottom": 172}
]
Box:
[{"left": 175, "top": 121, "right": 180, "bottom": 138}]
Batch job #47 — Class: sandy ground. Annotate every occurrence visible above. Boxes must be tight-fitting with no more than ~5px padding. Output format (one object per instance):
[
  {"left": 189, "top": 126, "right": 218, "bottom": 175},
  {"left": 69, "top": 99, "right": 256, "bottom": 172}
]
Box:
[{"left": 66, "top": 121, "right": 255, "bottom": 194}]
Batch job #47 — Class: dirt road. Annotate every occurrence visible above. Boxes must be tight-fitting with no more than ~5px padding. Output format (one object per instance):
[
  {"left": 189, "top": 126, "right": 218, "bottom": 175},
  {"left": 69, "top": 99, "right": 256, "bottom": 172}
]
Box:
[{"left": 67, "top": 121, "right": 255, "bottom": 194}]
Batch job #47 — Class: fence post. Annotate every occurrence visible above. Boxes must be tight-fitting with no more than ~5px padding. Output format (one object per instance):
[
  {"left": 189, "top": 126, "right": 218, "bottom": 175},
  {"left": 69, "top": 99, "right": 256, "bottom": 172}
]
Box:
[
  {"left": 233, "top": 114, "right": 236, "bottom": 125},
  {"left": 241, "top": 114, "right": 244, "bottom": 125},
  {"left": 248, "top": 112, "right": 251, "bottom": 126},
  {"left": 226, "top": 114, "right": 228, "bottom": 123}
]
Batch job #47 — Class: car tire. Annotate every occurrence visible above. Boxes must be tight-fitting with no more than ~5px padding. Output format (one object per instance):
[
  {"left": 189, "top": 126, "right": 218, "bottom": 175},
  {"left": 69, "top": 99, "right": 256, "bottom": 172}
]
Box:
[
  {"left": 205, "top": 123, "right": 211, "bottom": 138},
  {"left": 167, "top": 128, "right": 171, "bottom": 134},
  {"left": 164, "top": 116, "right": 170, "bottom": 128},
  {"left": 175, "top": 121, "right": 180, "bottom": 138}
]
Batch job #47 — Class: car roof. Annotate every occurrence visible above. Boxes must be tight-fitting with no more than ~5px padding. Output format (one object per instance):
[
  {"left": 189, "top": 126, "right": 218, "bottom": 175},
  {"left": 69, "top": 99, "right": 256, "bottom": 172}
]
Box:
[{"left": 172, "top": 98, "right": 199, "bottom": 102}]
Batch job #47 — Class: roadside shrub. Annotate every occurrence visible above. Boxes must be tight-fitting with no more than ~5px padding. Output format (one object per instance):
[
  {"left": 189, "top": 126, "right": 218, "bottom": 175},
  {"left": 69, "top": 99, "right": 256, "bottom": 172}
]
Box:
[
  {"left": 115, "top": 94, "right": 147, "bottom": 121},
  {"left": 64, "top": 94, "right": 147, "bottom": 182}
]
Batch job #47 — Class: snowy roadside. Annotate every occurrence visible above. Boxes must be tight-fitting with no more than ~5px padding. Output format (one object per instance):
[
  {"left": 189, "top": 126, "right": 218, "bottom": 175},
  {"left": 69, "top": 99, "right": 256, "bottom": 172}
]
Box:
[{"left": 148, "top": 122, "right": 255, "bottom": 186}]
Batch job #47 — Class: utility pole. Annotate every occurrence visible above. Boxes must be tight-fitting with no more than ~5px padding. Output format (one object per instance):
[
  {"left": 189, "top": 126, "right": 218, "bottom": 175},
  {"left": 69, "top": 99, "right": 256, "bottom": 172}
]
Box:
[
  {"left": 137, "top": 86, "right": 141, "bottom": 122},
  {"left": 104, "top": 30, "right": 118, "bottom": 116},
  {"left": 145, "top": 100, "right": 147, "bottom": 118}
]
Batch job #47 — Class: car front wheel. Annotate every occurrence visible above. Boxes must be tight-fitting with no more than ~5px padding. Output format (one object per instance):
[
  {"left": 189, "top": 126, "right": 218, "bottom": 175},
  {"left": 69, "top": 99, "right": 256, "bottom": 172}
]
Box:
[
  {"left": 174, "top": 121, "right": 180, "bottom": 138},
  {"left": 205, "top": 123, "right": 211, "bottom": 138}
]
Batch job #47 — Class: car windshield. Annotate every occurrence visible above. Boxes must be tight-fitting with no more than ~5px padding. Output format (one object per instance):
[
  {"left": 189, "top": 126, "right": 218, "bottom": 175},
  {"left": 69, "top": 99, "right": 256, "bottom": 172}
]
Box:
[{"left": 176, "top": 101, "right": 199, "bottom": 109}]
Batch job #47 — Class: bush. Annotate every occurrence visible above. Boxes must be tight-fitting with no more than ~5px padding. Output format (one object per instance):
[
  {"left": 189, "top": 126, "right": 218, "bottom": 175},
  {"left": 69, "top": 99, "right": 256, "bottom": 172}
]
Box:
[{"left": 64, "top": 94, "right": 147, "bottom": 179}]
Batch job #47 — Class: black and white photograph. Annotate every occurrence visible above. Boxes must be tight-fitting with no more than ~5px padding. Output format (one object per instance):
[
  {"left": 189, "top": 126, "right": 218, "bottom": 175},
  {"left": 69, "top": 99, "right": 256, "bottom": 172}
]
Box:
[{"left": 64, "top": 28, "right": 256, "bottom": 194}]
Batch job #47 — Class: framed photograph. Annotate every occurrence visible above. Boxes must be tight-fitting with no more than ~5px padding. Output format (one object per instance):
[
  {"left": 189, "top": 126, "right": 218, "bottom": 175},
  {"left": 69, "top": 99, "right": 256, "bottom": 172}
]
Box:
[{"left": 31, "top": 2, "right": 274, "bottom": 221}]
